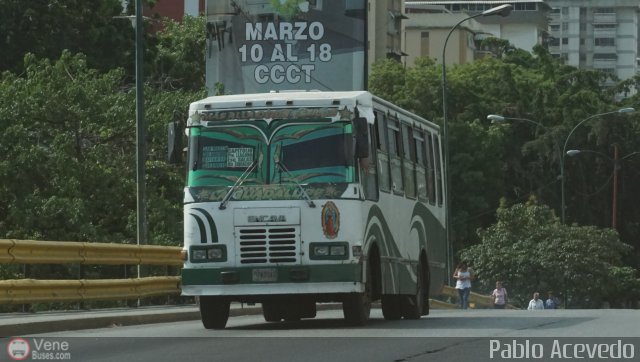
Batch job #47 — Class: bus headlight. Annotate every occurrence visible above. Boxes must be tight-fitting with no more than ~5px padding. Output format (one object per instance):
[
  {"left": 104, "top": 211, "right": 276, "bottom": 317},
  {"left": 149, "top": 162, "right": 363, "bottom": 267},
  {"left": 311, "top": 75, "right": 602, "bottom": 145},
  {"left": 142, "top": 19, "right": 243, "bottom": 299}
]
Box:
[
  {"left": 330, "top": 245, "right": 346, "bottom": 256},
  {"left": 313, "top": 245, "right": 329, "bottom": 256},
  {"left": 310, "top": 242, "right": 349, "bottom": 260},
  {"left": 192, "top": 249, "right": 207, "bottom": 261},
  {"left": 208, "top": 248, "right": 224, "bottom": 259},
  {"left": 190, "top": 245, "right": 227, "bottom": 263}
]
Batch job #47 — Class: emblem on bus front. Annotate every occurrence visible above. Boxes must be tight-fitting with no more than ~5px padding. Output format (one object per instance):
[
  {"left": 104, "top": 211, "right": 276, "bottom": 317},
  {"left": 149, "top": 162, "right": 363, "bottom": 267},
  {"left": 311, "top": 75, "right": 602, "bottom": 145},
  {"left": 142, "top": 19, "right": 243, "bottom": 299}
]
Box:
[{"left": 321, "top": 201, "right": 340, "bottom": 239}]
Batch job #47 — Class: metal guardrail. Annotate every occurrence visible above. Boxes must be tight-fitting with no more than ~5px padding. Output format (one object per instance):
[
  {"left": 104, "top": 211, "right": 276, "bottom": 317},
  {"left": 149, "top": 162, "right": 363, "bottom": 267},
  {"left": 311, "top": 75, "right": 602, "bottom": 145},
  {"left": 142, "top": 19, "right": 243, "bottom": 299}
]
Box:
[
  {"left": 0, "top": 277, "right": 181, "bottom": 304},
  {"left": 0, "top": 239, "right": 183, "bottom": 305},
  {"left": 0, "top": 239, "right": 182, "bottom": 265},
  {"left": 1, "top": 239, "right": 507, "bottom": 307}
]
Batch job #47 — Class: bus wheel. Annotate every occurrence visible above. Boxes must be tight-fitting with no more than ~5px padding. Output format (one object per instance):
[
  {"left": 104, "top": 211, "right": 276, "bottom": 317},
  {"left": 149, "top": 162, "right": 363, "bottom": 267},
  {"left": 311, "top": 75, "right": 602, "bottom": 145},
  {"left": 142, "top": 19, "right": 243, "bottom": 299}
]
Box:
[
  {"left": 403, "top": 262, "right": 425, "bottom": 319},
  {"left": 381, "top": 295, "right": 403, "bottom": 320},
  {"left": 343, "top": 263, "right": 372, "bottom": 325},
  {"left": 199, "top": 296, "right": 230, "bottom": 329},
  {"left": 262, "top": 302, "right": 282, "bottom": 322}
]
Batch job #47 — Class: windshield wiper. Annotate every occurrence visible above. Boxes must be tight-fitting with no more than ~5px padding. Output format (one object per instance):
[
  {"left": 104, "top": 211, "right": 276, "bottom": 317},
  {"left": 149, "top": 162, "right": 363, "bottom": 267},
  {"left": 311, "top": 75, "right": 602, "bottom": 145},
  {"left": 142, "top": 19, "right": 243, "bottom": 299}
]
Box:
[
  {"left": 191, "top": 135, "right": 199, "bottom": 171},
  {"left": 273, "top": 149, "right": 316, "bottom": 208},
  {"left": 219, "top": 153, "right": 262, "bottom": 210}
]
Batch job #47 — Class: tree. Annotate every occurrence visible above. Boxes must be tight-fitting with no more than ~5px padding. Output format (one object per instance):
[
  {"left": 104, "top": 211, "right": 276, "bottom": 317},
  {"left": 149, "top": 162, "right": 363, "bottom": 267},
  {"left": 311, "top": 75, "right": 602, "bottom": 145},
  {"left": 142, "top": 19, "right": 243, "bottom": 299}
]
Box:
[
  {"left": 461, "top": 198, "right": 634, "bottom": 308},
  {"left": 146, "top": 15, "right": 207, "bottom": 91},
  {"left": 0, "top": 50, "right": 203, "bottom": 245},
  {"left": 369, "top": 44, "right": 640, "bottom": 260},
  {"left": 0, "top": 0, "right": 134, "bottom": 74}
]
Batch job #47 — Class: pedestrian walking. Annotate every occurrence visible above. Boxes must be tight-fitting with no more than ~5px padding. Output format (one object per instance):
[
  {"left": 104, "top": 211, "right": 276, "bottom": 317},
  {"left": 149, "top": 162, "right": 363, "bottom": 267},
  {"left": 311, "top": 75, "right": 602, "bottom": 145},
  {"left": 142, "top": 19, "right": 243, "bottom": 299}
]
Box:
[{"left": 453, "top": 262, "right": 473, "bottom": 309}]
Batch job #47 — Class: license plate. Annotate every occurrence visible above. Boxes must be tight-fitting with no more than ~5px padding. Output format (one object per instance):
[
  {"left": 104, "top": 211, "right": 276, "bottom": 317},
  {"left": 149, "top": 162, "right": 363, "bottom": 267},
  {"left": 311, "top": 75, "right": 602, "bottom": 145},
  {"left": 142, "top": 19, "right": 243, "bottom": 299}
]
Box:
[{"left": 252, "top": 268, "right": 278, "bottom": 282}]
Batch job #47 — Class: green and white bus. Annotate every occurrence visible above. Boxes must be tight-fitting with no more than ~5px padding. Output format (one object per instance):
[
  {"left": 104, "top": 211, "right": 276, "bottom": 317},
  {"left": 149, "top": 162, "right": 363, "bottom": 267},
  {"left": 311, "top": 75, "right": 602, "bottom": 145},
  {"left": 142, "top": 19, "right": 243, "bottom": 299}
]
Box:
[{"left": 178, "top": 90, "right": 446, "bottom": 329}]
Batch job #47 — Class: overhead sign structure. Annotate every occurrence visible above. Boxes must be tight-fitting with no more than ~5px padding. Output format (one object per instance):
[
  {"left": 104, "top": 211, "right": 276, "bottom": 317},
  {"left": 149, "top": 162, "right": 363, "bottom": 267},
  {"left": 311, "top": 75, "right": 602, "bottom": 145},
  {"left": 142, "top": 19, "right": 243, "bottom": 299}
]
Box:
[{"left": 206, "top": 0, "right": 366, "bottom": 94}]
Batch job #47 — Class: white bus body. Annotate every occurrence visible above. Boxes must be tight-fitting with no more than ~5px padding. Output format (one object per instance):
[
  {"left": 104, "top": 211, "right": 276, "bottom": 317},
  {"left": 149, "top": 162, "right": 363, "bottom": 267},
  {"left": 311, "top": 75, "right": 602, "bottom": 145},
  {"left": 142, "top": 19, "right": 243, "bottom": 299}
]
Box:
[{"left": 180, "top": 90, "right": 446, "bottom": 328}]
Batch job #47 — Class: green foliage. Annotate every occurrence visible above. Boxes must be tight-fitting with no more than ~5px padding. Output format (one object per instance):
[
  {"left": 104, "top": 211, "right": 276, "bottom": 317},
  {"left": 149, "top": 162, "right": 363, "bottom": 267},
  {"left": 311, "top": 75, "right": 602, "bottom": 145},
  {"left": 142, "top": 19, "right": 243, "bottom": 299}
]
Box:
[
  {"left": 0, "top": 0, "right": 134, "bottom": 73},
  {"left": 370, "top": 44, "right": 640, "bottom": 260},
  {"left": 462, "top": 199, "right": 634, "bottom": 308},
  {"left": 147, "top": 16, "right": 207, "bottom": 91},
  {"left": 0, "top": 47, "right": 204, "bottom": 245},
  {"left": 0, "top": 52, "right": 134, "bottom": 241},
  {"left": 270, "top": 0, "right": 305, "bottom": 20}
]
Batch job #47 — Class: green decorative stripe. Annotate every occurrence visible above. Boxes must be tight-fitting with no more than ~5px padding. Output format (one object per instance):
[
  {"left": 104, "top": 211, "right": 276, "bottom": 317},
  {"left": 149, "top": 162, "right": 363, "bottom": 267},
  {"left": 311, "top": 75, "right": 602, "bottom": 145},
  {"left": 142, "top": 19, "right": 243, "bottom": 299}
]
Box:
[
  {"left": 366, "top": 205, "right": 402, "bottom": 258},
  {"left": 189, "top": 213, "right": 207, "bottom": 244},
  {"left": 193, "top": 207, "right": 218, "bottom": 243},
  {"left": 182, "top": 264, "right": 361, "bottom": 286}
]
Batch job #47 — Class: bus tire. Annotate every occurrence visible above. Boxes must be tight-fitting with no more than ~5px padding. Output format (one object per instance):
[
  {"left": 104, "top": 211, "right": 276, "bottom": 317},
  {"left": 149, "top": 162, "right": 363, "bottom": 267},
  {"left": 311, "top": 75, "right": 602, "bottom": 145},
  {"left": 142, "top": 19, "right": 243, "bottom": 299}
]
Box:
[
  {"left": 381, "top": 295, "right": 403, "bottom": 320},
  {"left": 262, "top": 302, "right": 282, "bottom": 322},
  {"left": 403, "top": 261, "right": 425, "bottom": 320},
  {"left": 343, "top": 262, "right": 372, "bottom": 325},
  {"left": 199, "top": 296, "right": 230, "bottom": 329}
]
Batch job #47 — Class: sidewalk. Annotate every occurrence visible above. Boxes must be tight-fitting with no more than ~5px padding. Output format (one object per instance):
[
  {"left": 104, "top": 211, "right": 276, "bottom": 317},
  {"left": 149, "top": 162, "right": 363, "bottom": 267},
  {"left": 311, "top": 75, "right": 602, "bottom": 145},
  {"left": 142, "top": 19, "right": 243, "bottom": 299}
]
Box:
[{"left": 0, "top": 303, "right": 258, "bottom": 336}]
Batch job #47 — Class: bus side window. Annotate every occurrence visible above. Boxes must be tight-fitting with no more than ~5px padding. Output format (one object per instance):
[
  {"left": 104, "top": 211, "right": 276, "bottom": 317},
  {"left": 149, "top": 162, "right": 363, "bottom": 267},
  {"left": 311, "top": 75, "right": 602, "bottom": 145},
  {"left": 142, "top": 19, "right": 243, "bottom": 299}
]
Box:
[
  {"left": 362, "top": 123, "right": 379, "bottom": 201},
  {"left": 375, "top": 111, "right": 391, "bottom": 192},
  {"left": 388, "top": 117, "right": 404, "bottom": 194},
  {"left": 433, "top": 135, "right": 444, "bottom": 206},
  {"left": 402, "top": 123, "right": 416, "bottom": 199},
  {"left": 414, "top": 130, "right": 428, "bottom": 201},
  {"left": 425, "top": 131, "right": 436, "bottom": 205}
]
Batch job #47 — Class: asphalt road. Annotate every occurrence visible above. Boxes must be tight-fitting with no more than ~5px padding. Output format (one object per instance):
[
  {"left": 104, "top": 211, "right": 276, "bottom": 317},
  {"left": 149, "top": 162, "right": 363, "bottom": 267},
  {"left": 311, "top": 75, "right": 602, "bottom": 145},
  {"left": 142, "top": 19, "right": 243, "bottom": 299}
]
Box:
[{"left": 20, "top": 308, "right": 640, "bottom": 362}]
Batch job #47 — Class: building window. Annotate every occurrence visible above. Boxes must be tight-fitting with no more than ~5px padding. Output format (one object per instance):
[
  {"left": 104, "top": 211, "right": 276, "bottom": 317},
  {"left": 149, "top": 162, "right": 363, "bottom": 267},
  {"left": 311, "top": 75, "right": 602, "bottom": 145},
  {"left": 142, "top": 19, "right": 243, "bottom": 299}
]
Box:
[
  {"left": 579, "top": 54, "right": 586, "bottom": 62},
  {"left": 580, "top": 23, "right": 586, "bottom": 31},
  {"left": 594, "top": 24, "right": 616, "bottom": 29},
  {"left": 580, "top": 38, "right": 585, "bottom": 46},
  {"left": 595, "top": 68, "right": 616, "bottom": 75},
  {"left": 420, "top": 32, "right": 429, "bottom": 58},
  {"left": 549, "top": 38, "right": 560, "bottom": 46},
  {"left": 550, "top": 24, "right": 560, "bottom": 32},
  {"left": 580, "top": 7, "right": 587, "bottom": 16},
  {"left": 514, "top": 3, "right": 536, "bottom": 11},
  {"left": 562, "top": 37, "right": 568, "bottom": 45},
  {"left": 593, "top": 8, "right": 614, "bottom": 14},
  {"left": 562, "top": 23, "right": 568, "bottom": 31},
  {"left": 561, "top": 7, "right": 569, "bottom": 16},
  {"left": 594, "top": 38, "right": 615, "bottom": 46},
  {"left": 550, "top": 8, "right": 560, "bottom": 14},
  {"left": 593, "top": 53, "right": 618, "bottom": 60}
]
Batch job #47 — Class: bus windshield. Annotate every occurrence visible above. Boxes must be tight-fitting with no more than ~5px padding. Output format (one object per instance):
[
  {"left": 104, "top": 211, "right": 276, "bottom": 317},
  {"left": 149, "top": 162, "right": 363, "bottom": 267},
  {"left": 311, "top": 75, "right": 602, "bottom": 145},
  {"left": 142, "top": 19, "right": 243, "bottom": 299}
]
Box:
[{"left": 187, "top": 120, "right": 355, "bottom": 188}]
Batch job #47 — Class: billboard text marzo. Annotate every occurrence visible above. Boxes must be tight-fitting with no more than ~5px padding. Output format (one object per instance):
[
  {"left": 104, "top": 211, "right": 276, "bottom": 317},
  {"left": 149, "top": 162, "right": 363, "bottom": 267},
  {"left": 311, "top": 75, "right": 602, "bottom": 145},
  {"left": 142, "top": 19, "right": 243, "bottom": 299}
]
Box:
[{"left": 206, "top": 0, "right": 366, "bottom": 94}]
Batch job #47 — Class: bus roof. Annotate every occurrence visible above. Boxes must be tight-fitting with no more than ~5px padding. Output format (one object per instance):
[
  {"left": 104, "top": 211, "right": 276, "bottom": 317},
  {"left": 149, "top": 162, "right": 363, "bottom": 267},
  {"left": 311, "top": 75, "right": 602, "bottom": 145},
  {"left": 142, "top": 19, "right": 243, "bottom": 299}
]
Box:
[
  {"left": 189, "top": 90, "right": 373, "bottom": 112},
  {"left": 188, "top": 91, "right": 374, "bottom": 126},
  {"left": 187, "top": 90, "right": 438, "bottom": 132}
]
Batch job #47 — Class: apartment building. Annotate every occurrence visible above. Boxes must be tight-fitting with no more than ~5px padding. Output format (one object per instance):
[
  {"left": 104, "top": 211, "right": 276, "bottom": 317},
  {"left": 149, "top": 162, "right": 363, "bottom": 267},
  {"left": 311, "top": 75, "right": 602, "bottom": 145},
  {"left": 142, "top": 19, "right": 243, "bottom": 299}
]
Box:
[
  {"left": 546, "top": 0, "right": 640, "bottom": 81},
  {"left": 405, "top": 1, "right": 550, "bottom": 66},
  {"left": 369, "top": 0, "right": 407, "bottom": 69}
]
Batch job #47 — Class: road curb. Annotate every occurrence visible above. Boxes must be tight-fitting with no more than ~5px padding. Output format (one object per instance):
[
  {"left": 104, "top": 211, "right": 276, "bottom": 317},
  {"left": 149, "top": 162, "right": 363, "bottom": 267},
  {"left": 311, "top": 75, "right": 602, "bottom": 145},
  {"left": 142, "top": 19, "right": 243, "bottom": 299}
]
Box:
[
  {"left": 1, "top": 303, "right": 347, "bottom": 336},
  {"left": 1, "top": 300, "right": 462, "bottom": 336}
]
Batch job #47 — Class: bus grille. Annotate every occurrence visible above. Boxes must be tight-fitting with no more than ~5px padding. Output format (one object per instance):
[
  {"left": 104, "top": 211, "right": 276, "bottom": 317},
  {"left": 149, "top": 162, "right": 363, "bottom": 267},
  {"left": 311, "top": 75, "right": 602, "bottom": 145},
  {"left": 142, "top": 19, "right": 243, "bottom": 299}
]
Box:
[{"left": 236, "top": 227, "right": 299, "bottom": 264}]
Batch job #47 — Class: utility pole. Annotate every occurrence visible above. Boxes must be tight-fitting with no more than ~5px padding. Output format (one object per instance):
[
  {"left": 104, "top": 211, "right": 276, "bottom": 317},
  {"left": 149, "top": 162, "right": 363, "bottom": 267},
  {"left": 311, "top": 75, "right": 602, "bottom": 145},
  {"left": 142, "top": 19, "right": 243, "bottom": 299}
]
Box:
[
  {"left": 612, "top": 145, "right": 619, "bottom": 230},
  {"left": 135, "top": 0, "right": 147, "bottom": 280}
]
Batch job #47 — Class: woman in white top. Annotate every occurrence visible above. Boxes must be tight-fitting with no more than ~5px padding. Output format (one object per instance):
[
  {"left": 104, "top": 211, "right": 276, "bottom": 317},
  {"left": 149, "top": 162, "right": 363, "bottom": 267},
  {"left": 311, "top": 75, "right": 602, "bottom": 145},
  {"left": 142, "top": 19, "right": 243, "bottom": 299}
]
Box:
[
  {"left": 491, "top": 281, "right": 508, "bottom": 309},
  {"left": 527, "top": 292, "right": 545, "bottom": 310},
  {"left": 453, "top": 262, "right": 473, "bottom": 309}
]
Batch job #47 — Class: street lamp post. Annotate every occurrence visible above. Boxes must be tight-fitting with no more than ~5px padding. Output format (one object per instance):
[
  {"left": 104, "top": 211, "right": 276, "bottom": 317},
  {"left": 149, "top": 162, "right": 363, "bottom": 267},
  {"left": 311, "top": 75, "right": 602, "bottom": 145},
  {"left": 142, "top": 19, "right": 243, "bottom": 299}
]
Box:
[
  {"left": 566, "top": 148, "right": 640, "bottom": 229},
  {"left": 135, "top": 0, "right": 147, "bottom": 255},
  {"left": 441, "top": 4, "right": 512, "bottom": 284},
  {"left": 560, "top": 108, "right": 635, "bottom": 224}
]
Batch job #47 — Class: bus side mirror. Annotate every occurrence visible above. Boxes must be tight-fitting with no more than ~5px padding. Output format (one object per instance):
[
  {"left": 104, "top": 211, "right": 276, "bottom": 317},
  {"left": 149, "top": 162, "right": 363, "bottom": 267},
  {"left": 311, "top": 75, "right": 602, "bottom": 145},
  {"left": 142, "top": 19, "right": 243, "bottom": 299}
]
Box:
[
  {"left": 167, "top": 121, "right": 183, "bottom": 164},
  {"left": 353, "top": 117, "right": 369, "bottom": 159}
]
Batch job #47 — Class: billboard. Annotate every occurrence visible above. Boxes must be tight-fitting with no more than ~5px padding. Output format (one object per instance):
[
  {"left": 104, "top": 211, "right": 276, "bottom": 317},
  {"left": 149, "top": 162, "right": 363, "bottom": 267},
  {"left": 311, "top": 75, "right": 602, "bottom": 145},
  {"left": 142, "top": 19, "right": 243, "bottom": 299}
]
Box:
[{"left": 206, "top": 0, "right": 366, "bottom": 95}]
